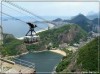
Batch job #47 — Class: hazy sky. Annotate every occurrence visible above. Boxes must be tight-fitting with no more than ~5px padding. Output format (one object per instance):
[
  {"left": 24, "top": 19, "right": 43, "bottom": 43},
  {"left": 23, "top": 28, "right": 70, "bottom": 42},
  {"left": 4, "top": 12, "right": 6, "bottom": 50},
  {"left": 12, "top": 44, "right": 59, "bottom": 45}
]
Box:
[{"left": 2, "top": 2, "right": 99, "bottom": 17}]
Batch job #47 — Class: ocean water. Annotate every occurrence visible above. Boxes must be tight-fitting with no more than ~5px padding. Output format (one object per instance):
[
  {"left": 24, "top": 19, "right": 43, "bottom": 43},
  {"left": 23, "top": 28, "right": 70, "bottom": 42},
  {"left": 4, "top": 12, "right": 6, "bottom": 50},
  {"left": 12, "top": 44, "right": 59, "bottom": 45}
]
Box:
[
  {"left": 2, "top": 19, "right": 48, "bottom": 38},
  {"left": 2, "top": 17, "right": 64, "bottom": 74},
  {"left": 14, "top": 51, "right": 63, "bottom": 74},
  {"left": 2, "top": 16, "right": 70, "bottom": 38}
]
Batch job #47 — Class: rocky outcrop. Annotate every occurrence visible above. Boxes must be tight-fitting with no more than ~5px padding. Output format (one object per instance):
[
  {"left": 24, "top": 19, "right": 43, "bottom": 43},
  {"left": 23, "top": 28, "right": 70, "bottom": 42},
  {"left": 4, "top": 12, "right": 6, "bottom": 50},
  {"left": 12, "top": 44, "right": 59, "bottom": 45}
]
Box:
[
  {"left": 58, "top": 25, "right": 84, "bottom": 44},
  {"left": 15, "top": 44, "right": 28, "bottom": 54}
]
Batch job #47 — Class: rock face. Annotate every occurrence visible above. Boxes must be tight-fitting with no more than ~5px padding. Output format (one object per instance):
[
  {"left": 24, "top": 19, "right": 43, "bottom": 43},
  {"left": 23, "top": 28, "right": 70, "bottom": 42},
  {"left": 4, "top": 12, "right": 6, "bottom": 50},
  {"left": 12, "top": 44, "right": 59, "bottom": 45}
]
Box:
[
  {"left": 39, "top": 24, "right": 87, "bottom": 48},
  {"left": 58, "top": 25, "right": 85, "bottom": 44},
  {"left": 15, "top": 44, "right": 28, "bottom": 54},
  {"left": 59, "top": 27, "right": 78, "bottom": 43}
]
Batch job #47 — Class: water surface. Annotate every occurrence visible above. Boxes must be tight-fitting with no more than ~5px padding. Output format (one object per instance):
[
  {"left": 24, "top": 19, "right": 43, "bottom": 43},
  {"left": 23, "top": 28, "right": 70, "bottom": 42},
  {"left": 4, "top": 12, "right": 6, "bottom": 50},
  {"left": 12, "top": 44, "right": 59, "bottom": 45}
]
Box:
[{"left": 15, "top": 51, "right": 63, "bottom": 74}]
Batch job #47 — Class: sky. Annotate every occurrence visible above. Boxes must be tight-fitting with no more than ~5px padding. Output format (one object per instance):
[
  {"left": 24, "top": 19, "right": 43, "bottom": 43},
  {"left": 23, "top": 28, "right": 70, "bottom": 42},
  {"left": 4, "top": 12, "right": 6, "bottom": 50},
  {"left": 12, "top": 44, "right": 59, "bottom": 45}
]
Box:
[
  {"left": 1, "top": 2, "right": 99, "bottom": 17},
  {"left": 0, "top": 0, "right": 100, "bottom": 38}
]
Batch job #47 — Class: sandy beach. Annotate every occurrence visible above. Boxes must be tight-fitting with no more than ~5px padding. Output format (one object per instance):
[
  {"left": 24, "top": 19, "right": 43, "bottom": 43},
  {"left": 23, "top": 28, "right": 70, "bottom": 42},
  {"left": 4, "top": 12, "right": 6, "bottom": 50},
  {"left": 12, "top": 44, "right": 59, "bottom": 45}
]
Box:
[{"left": 49, "top": 49, "right": 66, "bottom": 56}]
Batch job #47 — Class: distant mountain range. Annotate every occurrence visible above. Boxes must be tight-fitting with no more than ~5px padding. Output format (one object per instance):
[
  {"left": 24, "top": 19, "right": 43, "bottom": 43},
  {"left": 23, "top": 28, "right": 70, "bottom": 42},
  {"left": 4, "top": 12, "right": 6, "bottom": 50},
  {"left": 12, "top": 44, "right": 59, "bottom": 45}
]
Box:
[
  {"left": 2, "top": 13, "right": 99, "bottom": 38},
  {"left": 52, "top": 13, "right": 99, "bottom": 32},
  {"left": 87, "top": 13, "right": 99, "bottom": 20},
  {"left": 68, "top": 14, "right": 93, "bottom": 32},
  {"left": 92, "top": 18, "right": 100, "bottom": 25}
]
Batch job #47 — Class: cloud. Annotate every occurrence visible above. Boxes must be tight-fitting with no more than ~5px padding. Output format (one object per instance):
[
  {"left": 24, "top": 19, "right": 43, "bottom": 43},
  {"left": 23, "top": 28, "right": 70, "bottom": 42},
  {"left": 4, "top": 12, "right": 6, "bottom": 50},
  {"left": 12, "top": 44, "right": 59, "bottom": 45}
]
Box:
[{"left": 2, "top": 2, "right": 99, "bottom": 16}]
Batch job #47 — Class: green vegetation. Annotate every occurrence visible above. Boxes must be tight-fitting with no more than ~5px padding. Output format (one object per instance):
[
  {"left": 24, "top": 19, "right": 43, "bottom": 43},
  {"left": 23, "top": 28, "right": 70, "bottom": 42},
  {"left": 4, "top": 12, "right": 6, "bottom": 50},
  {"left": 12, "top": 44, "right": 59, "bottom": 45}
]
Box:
[
  {"left": 56, "top": 37, "right": 100, "bottom": 73},
  {"left": 0, "top": 24, "right": 87, "bottom": 56},
  {"left": 56, "top": 50, "right": 73, "bottom": 72},
  {"left": 27, "top": 24, "right": 87, "bottom": 51},
  {"left": 56, "top": 59, "right": 70, "bottom": 72},
  {"left": 39, "top": 24, "right": 87, "bottom": 46},
  {"left": 77, "top": 37, "right": 100, "bottom": 71},
  {"left": 26, "top": 44, "right": 42, "bottom": 51},
  {"left": 0, "top": 34, "right": 22, "bottom": 56}
]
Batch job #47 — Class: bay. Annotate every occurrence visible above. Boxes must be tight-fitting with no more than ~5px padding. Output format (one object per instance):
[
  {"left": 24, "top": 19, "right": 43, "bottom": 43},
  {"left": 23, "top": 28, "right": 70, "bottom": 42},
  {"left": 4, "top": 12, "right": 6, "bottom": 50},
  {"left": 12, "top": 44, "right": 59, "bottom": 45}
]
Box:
[{"left": 14, "top": 51, "right": 63, "bottom": 74}]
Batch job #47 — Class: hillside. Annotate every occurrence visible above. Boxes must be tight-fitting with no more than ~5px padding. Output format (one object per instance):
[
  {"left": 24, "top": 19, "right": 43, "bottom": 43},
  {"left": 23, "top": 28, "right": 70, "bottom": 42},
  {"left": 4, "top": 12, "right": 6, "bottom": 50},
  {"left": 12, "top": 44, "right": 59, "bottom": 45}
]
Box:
[
  {"left": 52, "top": 14, "right": 97, "bottom": 33},
  {"left": 92, "top": 18, "right": 100, "bottom": 25},
  {"left": 56, "top": 37, "right": 99, "bottom": 73},
  {"left": 87, "top": 13, "right": 99, "bottom": 20},
  {"left": 27, "top": 24, "right": 87, "bottom": 51},
  {"left": 0, "top": 24, "right": 87, "bottom": 56},
  {"left": 52, "top": 18, "right": 63, "bottom": 22},
  {"left": 0, "top": 34, "right": 27, "bottom": 57},
  {"left": 69, "top": 14, "right": 93, "bottom": 32},
  {"left": 77, "top": 37, "right": 100, "bottom": 71}
]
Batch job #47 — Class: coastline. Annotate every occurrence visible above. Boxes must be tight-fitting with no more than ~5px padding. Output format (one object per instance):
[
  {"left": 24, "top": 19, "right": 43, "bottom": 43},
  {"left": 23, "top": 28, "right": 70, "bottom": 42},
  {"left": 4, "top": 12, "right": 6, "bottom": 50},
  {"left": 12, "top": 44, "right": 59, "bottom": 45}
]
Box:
[
  {"left": 49, "top": 49, "right": 66, "bottom": 56},
  {"left": 4, "top": 52, "right": 29, "bottom": 59},
  {"left": 2, "top": 49, "right": 66, "bottom": 73},
  {"left": 4, "top": 49, "right": 66, "bottom": 59},
  {"left": 32, "top": 49, "right": 66, "bottom": 56},
  {"left": 32, "top": 50, "right": 48, "bottom": 53}
]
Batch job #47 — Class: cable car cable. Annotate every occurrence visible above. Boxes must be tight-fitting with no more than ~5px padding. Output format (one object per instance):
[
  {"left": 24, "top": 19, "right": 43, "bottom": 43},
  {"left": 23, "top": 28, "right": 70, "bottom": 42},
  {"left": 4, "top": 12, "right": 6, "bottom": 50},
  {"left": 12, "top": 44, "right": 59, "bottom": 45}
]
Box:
[
  {"left": 2, "top": 4, "right": 50, "bottom": 29},
  {"left": 2, "top": 3, "right": 38, "bottom": 22},
  {"left": 1, "top": 11, "right": 45, "bottom": 30},
  {"left": 6, "top": 2, "right": 55, "bottom": 26}
]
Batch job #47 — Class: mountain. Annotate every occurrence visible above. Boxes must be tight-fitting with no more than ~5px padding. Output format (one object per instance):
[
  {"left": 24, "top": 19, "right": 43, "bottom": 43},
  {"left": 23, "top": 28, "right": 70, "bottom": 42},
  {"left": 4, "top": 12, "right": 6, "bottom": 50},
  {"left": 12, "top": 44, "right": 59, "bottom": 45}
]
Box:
[
  {"left": 51, "top": 14, "right": 99, "bottom": 33},
  {"left": 27, "top": 24, "right": 87, "bottom": 51},
  {"left": 56, "top": 37, "right": 99, "bottom": 72},
  {"left": 92, "top": 18, "right": 100, "bottom": 25},
  {"left": 69, "top": 14, "right": 93, "bottom": 32},
  {"left": 52, "top": 18, "right": 63, "bottom": 22},
  {"left": 63, "top": 20, "right": 70, "bottom": 22},
  {"left": 52, "top": 18, "right": 69, "bottom": 27},
  {"left": 0, "top": 33, "right": 27, "bottom": 56},
  {"left": 71, "top": 14, "right": 89, "bottom": 22},
  {"left": 91, "top": 18, "right": 100, "bottom": 33},
  {"left": 87, "top": 13, "right": 99, "bottom": 20},
  {"left": 51, "top": 14, "right": 91, "bottom": 30},
  {"left": 0, "top": 24, "right": 87, "bottom": 56}
]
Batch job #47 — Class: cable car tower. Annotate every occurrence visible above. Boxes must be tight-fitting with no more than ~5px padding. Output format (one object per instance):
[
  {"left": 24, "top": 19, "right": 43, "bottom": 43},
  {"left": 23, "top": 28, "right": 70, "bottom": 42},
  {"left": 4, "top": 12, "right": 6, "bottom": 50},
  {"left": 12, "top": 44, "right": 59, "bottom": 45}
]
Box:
[
  {"left": 0, "top": 25, "right": 3, "bottom": 45},
  {"left": 0, "top": 2, "right": 3, "bottom": 45}
]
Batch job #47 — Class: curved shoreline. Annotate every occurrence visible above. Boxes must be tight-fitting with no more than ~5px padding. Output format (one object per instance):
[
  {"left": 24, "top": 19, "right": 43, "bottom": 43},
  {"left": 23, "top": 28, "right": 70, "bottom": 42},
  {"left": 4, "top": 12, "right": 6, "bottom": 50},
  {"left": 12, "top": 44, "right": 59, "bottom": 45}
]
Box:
[
  {"left": 4, "top": 49, "right": 66, "bottom": 59},
  {"left": 4, "top": 52, "right": 29, "bottom": 59},
  {"left": 49, "top": 49, "right": 66, "bottom": 56},
  {"left": 32, "top": 49, "right": 66, "bottom": 56},
  {"left": 3, "top": 49, "right": 65, "bottom": 73},
  {"left": 32, "top": 50, "right": 48, "bottom": 53}
]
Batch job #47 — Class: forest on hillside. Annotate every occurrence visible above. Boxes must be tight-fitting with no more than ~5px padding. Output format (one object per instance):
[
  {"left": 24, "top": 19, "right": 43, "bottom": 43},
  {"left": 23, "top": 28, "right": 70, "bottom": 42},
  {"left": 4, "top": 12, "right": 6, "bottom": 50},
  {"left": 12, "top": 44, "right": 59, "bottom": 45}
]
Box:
[
  {"left": 0, "top": 24, "right": 87, "bottom": 57},
  {"left": 56, "top": 37, "right": 100, "bottom": 73},
  {"left": 77, "top": 37, "right": 100, "bottom": 71},
  {"left": 27, "top": 24, "right": 87, "bottom": 51}
]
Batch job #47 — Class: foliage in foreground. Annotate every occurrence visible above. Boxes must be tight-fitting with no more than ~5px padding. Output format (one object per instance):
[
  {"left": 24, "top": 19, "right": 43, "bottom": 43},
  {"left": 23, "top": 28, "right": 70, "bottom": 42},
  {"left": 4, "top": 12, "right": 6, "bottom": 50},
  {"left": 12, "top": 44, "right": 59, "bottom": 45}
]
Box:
[
  {"left": 0, "top": 34, "right": 22, "bottom": 56},
  {"left": 56, "top": 50, "right": 73, "bottom": 72},
  {"left": 56, "top": 59, "right": 70, "bottom": 72},
  {"left": 77, "top": 37, "right": 100, "bottom": 71}
]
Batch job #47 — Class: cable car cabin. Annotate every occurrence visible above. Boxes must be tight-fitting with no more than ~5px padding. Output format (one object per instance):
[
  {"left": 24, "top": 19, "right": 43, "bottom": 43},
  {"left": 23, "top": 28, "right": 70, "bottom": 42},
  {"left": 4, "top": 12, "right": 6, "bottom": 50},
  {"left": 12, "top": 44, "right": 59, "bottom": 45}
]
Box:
[
  {"left": 24, "top": 35, "right": 40, "bottom": 44},
  {"left": 24, "top": 22, "right": 40, "bottom": 44}
]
